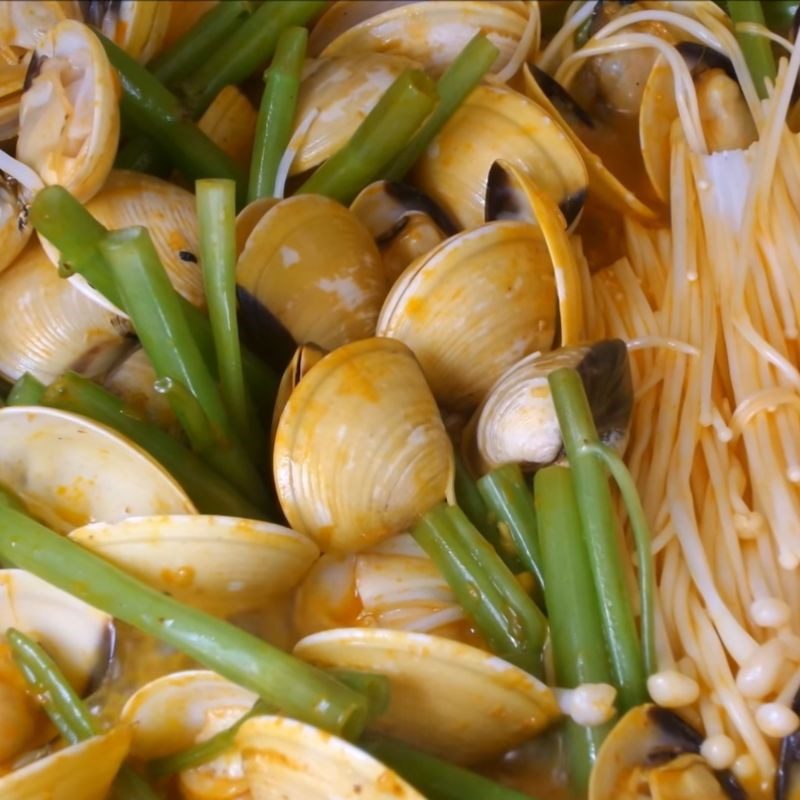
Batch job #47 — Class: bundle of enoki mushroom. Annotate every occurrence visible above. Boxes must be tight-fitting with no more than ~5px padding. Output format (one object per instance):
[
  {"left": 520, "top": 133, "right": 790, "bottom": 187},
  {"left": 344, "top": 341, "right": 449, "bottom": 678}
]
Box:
[{"left": 566, "top": 7, "right": 800, "bottom": 794}]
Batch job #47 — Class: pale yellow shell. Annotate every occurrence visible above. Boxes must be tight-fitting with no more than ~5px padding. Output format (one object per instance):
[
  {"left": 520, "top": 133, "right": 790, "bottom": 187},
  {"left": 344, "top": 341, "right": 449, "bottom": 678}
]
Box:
[
  {"left": 294, "top": 627, "right": 560, "bottom": 764},
  {"left": 376, "top": 221, "right": 558, "bottom": 410},
  {"left": 198, "top": 85, "right": 257, "bottom": 173},
  {"left": 69, "top": 514, "right": 319, "bottom": 617},
  {"left": 271, "top": 343, "right": 327, "bottom": 447},
  {"left": 236, "top": 715, "right": 426, "bottom": 800},
  {"left": 0, "top": 178, "right": 33, "bottom": 274},
  {"left": 18, "top": 19, "right": 119, "bottom": 203},
  {"left": 236, "top": 195, "right": 387, "bottom": 352},
  {"left": 94, "top": 0, "right": 172, "bottom": 63},
  {"left": 0, "top": 242, "right": 131, "bottom": 384},
  {"left": 273, "top": 337, "right": 454, "bottom": 553},
  {"left": 0, "top": 406, "right": 195, "bottom": 532}
]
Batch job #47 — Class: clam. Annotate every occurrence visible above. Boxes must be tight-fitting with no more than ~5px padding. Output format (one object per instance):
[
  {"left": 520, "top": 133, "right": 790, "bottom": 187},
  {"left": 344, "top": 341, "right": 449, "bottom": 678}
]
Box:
[
  {"left": 522, "top": 64, "right": 659, "bottom": 223},
  {"left": 103, "top": 346, "right": 180, "bottom": 437},
  {"left": 0, "top": 167, "right": 35, "bottom": 275},
  {"left": 310, "top": 1, "right": 532, "bottom": 79},
  {"left": 291, "top": 53, "right": 421, "bottom": 178},
  {"left": 17, "top": 19, "right": 119, "bottom": 203},
  {"left": 271, "top": 342, "right": 327, "bottom": 446},
  {"left": 412, "top": 84, "right": 588, "bottom": 231},
  {"left": 0, "top": 242, "right": 132, "bottom": 384},
  {"left": 69, "top": 514, "right": 319, "bottom": 617},
  {"left": 0, "top": 724, "right": 131, "bottom": 800},
  {"left": 198, "top": 85, "right": 257, "bottom": 173},
  {"left": 589, "top": 704, "right": 746, "bottom": 800},
  {"left": 376, "top": 221, "right": 559, "bottom": 410},
  {"left": 0, "top": 405, "right": 194, "bottom": 532},
  {"left": 462, "top": 340, "right": 633, "bottom": 476},
  {"left": 0, "top": 568, "right": 113, "bottom": 693},
  {"left": 236, "top": 715, "right": 426, "bottom": 799},
  {"left": 0, "top": 1, "right": 69, "bottom": 56},
  {"left": 236, "top": 195, "right": 387, "bottom": 361},
  {"left": 294, "top": 627, "right": 560, "bottom": 764},
  {"left": 81, "top": 0, "right": 172, "bottom": 63},
  {"left": 273, "top": 337, "right": 454, "bottom": 553},
  {"left": 294, "top": 533, "right": 471, "bottom": 642},
  {"left": 40, "top": 170, "right": 206, "bottom": 312},
  {"left": 350, "top": 181, "right": 456, "bottom": 284},
  {"left": 640, "top": 44, "right": 757, "bottom": 202}
]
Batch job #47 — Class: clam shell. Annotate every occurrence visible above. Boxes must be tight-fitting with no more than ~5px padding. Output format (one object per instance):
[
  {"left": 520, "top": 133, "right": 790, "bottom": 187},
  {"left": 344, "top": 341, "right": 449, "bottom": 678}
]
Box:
[
  {"left": 522, "top": 64, "right": 659, "bottom": 223},
  {"left": 236, "top": 715, "right": 426, "bottom": 800},
  {"left": 0, "top": 242, "right": 131, "bottom": 384},
  {"left": 39, "top": 170, "right": 206, "bottom": 312},
  {"left": 0, "top": 1, "right": 68, "bottom": 52},
  {"left": 69, "top": 515, "right": 319, "bottom": 617},
  {"left": 236, "top": 195, "right": 387, "bottom": 355},
  {"left": 120, "top": 669, "right": 256, "bottom": 760},
  {"left": 271, "top": 343, "right": 326, "bottom": 447},
  {"left": 313, "top": 1, "right": 531, "bottom": 78},
  {"left": 292, "top": 53, "right": 421, "bottom": 176},
  {"left": 90, "top": 0, "right": 172, "bottom": 63},
  {"left": 0, "top": 406, "right": 194, "bottom": 532},
  {"left": 376, "top": 221, "right": 558, "bottom": 410},
  {"left": 639, "top": 55, "right": 676, "bottom": 204},
  {"left": 18, "top": 19, "right": 119, "bottom": 203},
  {"left": 235, "top": 197, "right": 280, "bottom": 256},
  {"left": 412, "top": 84, "right": 588, "bottom": 231},
  {"left": 0, "top": 177, "right": 33, "bottom": 275},
  {"left": 0, "top": 725, "right": 131, "bottom": 800},
  {"left": 294, "top": 628, "right": 560, "bottom": 764},
  {"left": 273, "top": 337, "right": 454, "bottom": 553},
  {"left": 198, "top": 85, "right": 257, "bottom": 173},
  {"left": 0, "top": 569, "right": 113, "bottom": 693}
]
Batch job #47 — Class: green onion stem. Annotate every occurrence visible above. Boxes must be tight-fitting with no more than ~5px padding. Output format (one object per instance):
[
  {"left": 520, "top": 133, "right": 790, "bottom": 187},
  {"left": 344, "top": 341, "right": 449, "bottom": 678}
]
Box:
[
  {"left": 41, "top": 373, "right": 266, "bottom": 520},
  {"left": 759, "top": 1, "right": 800, "bottom": 35},
  {"left": 580, "top": 442, "right": 657, "bottom": 678},
  {"left": 535, "top": 466, "right": 616, "bottom": 796},
  {"left": 413, "top": 503, "right": 547, "bottom": 676},
  {"left": 383, "top": 34, "right": 499, "bottom": 181},
  {"left": 178, "top": 0, "right": 327, "bottom": 117},
  {"left": 477, "top": 464, "right": 546, "bottom": 594},
  {"left": 0, "top": 508, "right": 369, "bottom": 739},
  {"left": 326, "top": 670, "right": 391, "bottom": 723},
  {"left": 298, "top": 69, "right": 438, "bottom": 204},
  {"left": 727, "top": 0, "right": 776, "bottom": 98},
  {"left": 114, "top": 132, "right": 171, "bottom": 176},
  {"left": 249, "top": 26, "right": 307, "bottom": 201},
  {"left": 196, "top": 179, "right": 253, "bottom": 444},
  {"left": 7, "top": 629, "right": 158, "bottom": 799},
  {"left": 95, "top": 33, "right": 247, "bottom": 203},
  {"left": 29, "top": 186, "right": 278, "bottom": 408},
  {"left": 6, "top": 373, "right": 46, "bottom": 407},
  {"left": 361, "top": 736, "right": 540, "bottom": 800},
  {"left": 548, "top": 367, "right": 646, "bottom": 710},
  {"left": 149, "top": 0, "right": 255, "bottom": 86}
]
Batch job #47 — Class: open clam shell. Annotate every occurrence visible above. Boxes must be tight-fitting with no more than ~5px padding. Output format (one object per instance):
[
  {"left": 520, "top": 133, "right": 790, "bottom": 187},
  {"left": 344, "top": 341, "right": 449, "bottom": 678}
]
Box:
[
  {"left": 412, "top": 84, "right": 588, "bottom": 231},
  {"left": 312, "top": 1, "right": 530, "bottom": 79},
  {"left": 0, "top": 242, "right": 132, "bottom": 384},
  {"left": 376, "top": 221, "right": 558, "bottom": 410},
  {"left": 0, "top": 568, "right": 113, "bottom": 693},
  {"left": 236, "top": 715, "right": 426, "bottom": 800},
  {"left": 292, "top": 53, "right": 421, "bottom": 177},
  {"left": 0, "top": 406, "right": 194, "bottom": 532},
  {"left": 294, "top": 627, "right": 559, "bottom": 764},
  {"left": 69, "top": 515, "right": 319, "bottom": 617},
  {"left": 18, "top": 19, "right": 119, "bottom": 203},
  {"left": 273, "top": 337, "right": 454, "bottom": 553},
  {"left": 83, "top": 0, "right": 171, "bottom": 63},
  {"left": 236, "top": 195, "right": 387, "bottom": 361},
  {"left": 463, "top": 340, "right": 633, "bottom": 476},
  {"left": 0, "top": 725, "right": 132, "bottom": 800}
]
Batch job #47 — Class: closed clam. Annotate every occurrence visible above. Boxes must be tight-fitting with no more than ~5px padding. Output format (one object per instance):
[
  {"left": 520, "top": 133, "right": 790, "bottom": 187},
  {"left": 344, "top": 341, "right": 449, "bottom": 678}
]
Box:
[
  {"left": 294, "top": 627, "right": 560, "bottom": 764},
  {"left": 376, "top": 221, "right": 559, "bottom": 410},
  {"left": 463, "top": 340, "right": 633, "bottom": 476},
  {"left": 291, "top": 53, "right": 421, "bottom": 177},
  {"left": 273, "top": 337, "right": 454, "bottom": 553},
  {"left": 18, "top": 18, "right": 119, "bottom": 203},
  {"left": 198, "top": 85, "right": 257, "bottom": 173},
  {"left": 0, "top": 406, "right": 194, "bottom": 532},
  {"left": 236, "top": 195, "right": 387, "bottom": 360},
  {"left": 310, "top": 1, "right": 533, "bottom": 79},
  {"left": 236, "top": 715, "right": 426, "bottom": 800},
  {"left": 81, "top": 0, "right": 172, "bottom": 63},
  {"left": 412, "top": 84, "right": 588, "bottom": 231},
  {"left": 271, "top": 342, "right": 326, "bottom": 446},
  {"left": 69, "top": 514, "right": 319, "bottom": 617},
  {"left": 350, "top": 181, "right": 455, "bottom": 283},
  {"left": 0, "top": 241, "right": 131, "bottom": 384}
]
